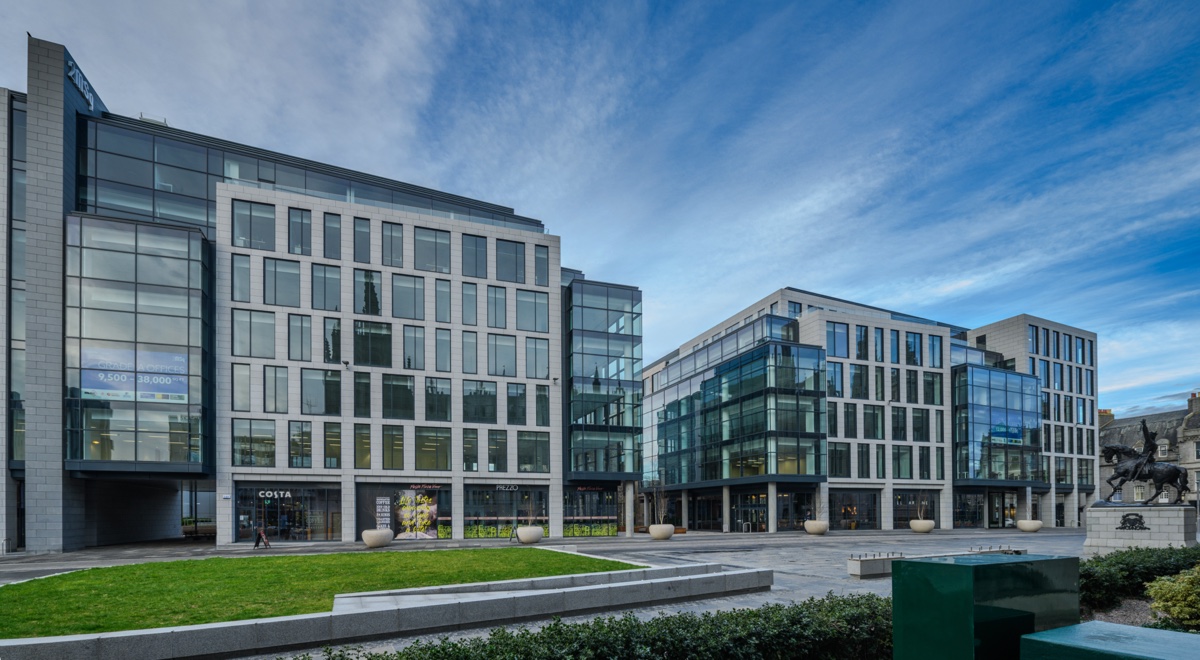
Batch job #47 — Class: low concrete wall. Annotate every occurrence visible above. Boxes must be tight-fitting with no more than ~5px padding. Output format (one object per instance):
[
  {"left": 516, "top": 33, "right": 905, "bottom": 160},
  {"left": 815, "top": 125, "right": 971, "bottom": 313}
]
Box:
[
  {"left": 0, "top": 564, "right": 772, "bottom": 660},
  {"left": 1082, "top": 504, "right": 1198, "bottom": 557},
  {"left": 848, "top": 548, "right": 1026, "bottom": 578}
]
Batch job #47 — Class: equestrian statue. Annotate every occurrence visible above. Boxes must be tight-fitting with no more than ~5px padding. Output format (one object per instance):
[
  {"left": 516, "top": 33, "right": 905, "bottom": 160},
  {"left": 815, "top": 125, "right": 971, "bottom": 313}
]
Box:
[{"left": 1102, "top": 419, "right": 1191, "bottom": 505}]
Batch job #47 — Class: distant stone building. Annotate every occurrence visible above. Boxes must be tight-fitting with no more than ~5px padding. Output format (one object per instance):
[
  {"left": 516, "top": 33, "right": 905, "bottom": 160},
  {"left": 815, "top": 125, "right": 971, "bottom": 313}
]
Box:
[{"left": 1099, "top": 394, "right": 1199, "bottom": 505}]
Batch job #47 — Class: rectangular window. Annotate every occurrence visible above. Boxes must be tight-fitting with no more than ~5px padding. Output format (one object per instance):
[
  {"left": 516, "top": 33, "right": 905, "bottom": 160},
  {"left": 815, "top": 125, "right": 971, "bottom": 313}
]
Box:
[
  {"left": 906, "top": 370, "right": 919, "bottom": 403},
  {"left": 1039, "top": 359, "right": 1050, "bottom": 389},
  {"left": 892, "top": 406, "right": 907, "bottom": 441},
  {"left": 487, "top": 286, "right": 507, "bottom": 328},
  {"left": 436, "top": 328, "right": 451, "bottom": 372},
  {"left": 829, "top": 442, "right": 851, "bottom": 478},
  {"left": 324, "top": 423, "right": 341, "bottom": 468},
  {"left": 890, "top": 329, "right": 900, "bottom": 364},
  {"left": 923, "top": 372, "right": 943, "bottom": 405},
  {"left": 462, "top": 283, "right": 477, "bottom": 326},
  {"left": 1028, "top": 324, "right": 1038, "bottom": 354},
  {"left": 355, "top": 424, "right": 371, "bottom": 469},
  {"left": 890, "top": 368, "right": 901, "bottom": 402},
  {"left": 516, "top": 290, "right": 549, "bottom": 332},
  {"left": 463, "top": 234, "right": 487, "bottom": 278},
  {"left": 826, "top": 322, "right": 849, "bottom": 358},
  {"left": 874, "top": 366, "right": 884, "bottom": 401},
  {"left": 526, "top": 337, "right": 550, "bottom": 379},
  {"left": 383, "top": 426, "right": 403, "bottom": 470},
  {"left": 323, "top": 213, "right": 341, "bottom": 259},
  {"left": 354, "top": 217, "right": 371, "bottom": 263},
  {"left": 414, "top": 227, "right": 450, "bottom": 273},
  {"left": 232, "top": 254, "right": 250, "bottom": 302},
  {"left": 929, "top": 335, "right": 942, "bottom": 369},
  {"left": 414, "top": 427, "right": 451, "bottom": 470},
  {"left": 905, "top": 332, "right": 922, "bottom": 366},
  {"left": 855, "top": 325, "right": 869, "bottom": 360},
  {"left": 918, "top": 446, "right": 930, "bottom": 479},
  {"left": 850, "top": 364, "right": 868, "bottom": 399},
  {"left": 382, "top": 374, "right": 415, "bottom": 419},
  {"left": 288, "top": 208, "right": 311, "bottom": 256},
  {"left": 403, "top": 326, "right": 425, "bottom": 370},
  {"left": 463, "top": 331, "right": 478, "bottom": 374},
  {"left": 232, "top": 200, "right": 275, "bottom": 250},
  {"left": 463, "top": 380, "right": 497, "bottom": 423},
  {"left": 430, "top": 280, "right": 450, "bottom": 325},
  {"left": 496, "top": 239, "right": 525, "bottom": 283},
  {"left": 232, "top": 363, "right": 250, "bottom": 412},
  {"left": 488, "top": 334, "right": 517, "bottom": 377},
  {"left": 913, "top": 409, "right": 930, "bottom": 442},
  {"left": 844, "top": 402, "right": 858, "bottom": 439},
  {"left": 858, "top": 443, "right": 871, "bottom": 479},
  {"left": 392, "top": 274, "right": 425, "bottom": 320},
  {"left": 518, "top": 431, "right": 550, "bottom": 473},
  {"left": 300, "top": 369, "right": 341, "bottom": 415},
  {"left": 425, "top": 377, "right": 451, "bottom": 422},
  {"left": 864, "top": 405, "right": 884, "bottom": 439},
  {"left": 312, "top": 264, "right": 341, "bottom": 312},
  {"left": 788, "top": 301, "right": 802, "bottom": 318},
  {"left": 232, "top": 309, "right": 275, "bottom": 358},
  {"left": 1053, "top": 363, "right": 1063, "bottom": 390},
  {"left": 288, "top": 314, "right": 311, "bottom": 361},
  {"left": 323, "top": 318, "right": 341, "bottom": 364},
  {"left": 874, "top": 328, "right": 884, "bottom": 362},
  {"left": 354, "top": 372, "right": 371, "bottom": 417},
  {"left": 536, "top": 385, "right": 550, "bottom": 427},
  {"left": 382, "top": 222, "right": 402, "bottom": 267},
  {"left": 354, "top": 269, "right": 382, "bottom": 315},
  {"left": 488, "top": 430, "right": 508, "bottom": 472},
  {"left": 534, "top": 245, "right": 549, "bottom": 286},
  {"left": 1052, "top": 330, "right": 1060, "bottom": 359},
  {"left": 264, "top": 258, "right": 301, "bottom": 307},
  {"left": 827, "top": 362, "right": 843, "bottom": 398},
  {"left": 936, "top": 447, "right": 944, "bottom": 479},
  {"left": 232, "top": 419, "right": 275, "bottom": 466},
  {"left": 353, "top": 320, "right": 392, "bottom": 367},
  {"left": 508, "top": 383, "right": 527, "bottom": 425},
  {"left": 829, "top": 401, "right": 839, "bottom": 436},
  {"left": 289, "top": 421, "right": 312, "bottom": 468},
  {"left": 463, "top": 429, "right": 479, "bottom": 472},
  {"left": 877, "top": 444, "right": 886, "bottom": 479},
  {"left": 893, "top": 446, "right": 913, "bottom": 479}
]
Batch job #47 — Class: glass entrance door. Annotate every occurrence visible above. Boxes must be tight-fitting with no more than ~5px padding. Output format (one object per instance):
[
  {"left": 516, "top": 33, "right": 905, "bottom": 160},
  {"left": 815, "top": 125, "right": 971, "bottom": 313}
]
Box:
[
  {"left": 987, "top": 491, "right": 1017, "bottom": 528},
  {"left": 733, "top": 492, "right": 768, "bottom": 532}
]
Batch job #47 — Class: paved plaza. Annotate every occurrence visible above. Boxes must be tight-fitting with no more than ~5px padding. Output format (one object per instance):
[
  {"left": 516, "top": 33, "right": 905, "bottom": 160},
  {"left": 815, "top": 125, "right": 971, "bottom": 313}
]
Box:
[{"left": 0, "top": 528, "right": 1087, "bottom": 658}]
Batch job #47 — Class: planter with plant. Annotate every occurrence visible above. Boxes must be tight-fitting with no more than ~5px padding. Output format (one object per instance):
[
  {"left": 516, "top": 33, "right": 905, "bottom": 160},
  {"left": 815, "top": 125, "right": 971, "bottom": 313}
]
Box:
[
  {"left": 515, "top": 493, "right": 544, "bottom": 544},
  {"left": 361, "top": 498, "right": 395, "bottom": 548},
  {"left": 648, "top": 482, "right": 674, "bottom": 540},
  {"left": 909, "top": 492, "right": 935, "bottom": 533},
  {"left": 803, "top": 492, "right": 828, "bottom": 535}
]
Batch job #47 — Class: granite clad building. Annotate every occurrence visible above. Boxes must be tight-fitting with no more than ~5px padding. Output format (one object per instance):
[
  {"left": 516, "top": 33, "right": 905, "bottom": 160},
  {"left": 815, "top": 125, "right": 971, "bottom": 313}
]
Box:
[
  {"left": 1, "top": 36, "right": 642, "bottom": 552},
  {"left": 642, "top": 288, "right": 1099, "bottom": 532}
]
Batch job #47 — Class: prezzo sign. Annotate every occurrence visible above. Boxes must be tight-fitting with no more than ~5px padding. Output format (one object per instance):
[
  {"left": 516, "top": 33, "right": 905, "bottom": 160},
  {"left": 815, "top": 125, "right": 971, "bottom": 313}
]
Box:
[
  {"left": 66, "top": 60, "right": 95, "bottom": 111},
  {"left": 495, "top": 485, "right": 519, "bottom": 491}
]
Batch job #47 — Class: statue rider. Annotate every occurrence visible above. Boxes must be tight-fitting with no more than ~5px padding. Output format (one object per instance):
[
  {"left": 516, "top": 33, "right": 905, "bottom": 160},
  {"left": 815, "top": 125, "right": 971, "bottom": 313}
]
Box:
[{"left": 1133, "top": 419, "right": 1158, "bottom": 481}]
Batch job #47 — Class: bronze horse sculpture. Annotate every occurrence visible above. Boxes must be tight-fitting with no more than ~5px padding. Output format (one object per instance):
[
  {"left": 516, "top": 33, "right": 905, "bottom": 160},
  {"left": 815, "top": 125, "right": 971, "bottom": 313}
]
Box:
[{"left": 1102, "top": 420, "right": 1191, "bottom": 505}]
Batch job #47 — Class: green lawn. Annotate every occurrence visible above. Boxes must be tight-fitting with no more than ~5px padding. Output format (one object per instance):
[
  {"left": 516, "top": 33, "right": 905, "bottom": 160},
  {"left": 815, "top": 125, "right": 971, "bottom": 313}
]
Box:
[{"left": 0, "top": 548, "right": 637, "bottom": 639}]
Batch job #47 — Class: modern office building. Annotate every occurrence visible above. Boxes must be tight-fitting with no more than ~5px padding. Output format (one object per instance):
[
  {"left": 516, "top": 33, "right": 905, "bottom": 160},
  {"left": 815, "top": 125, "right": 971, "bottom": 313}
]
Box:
[
  {"left": 642, "top": 288, "right": 1098, "bottom": 532},
  {"left": 1, "top": 36, "right": 641, "bottom": 553}
]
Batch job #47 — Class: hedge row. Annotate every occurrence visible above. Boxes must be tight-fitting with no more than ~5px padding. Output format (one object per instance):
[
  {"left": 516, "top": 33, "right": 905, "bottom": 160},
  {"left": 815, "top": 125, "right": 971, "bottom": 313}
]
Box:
[
  {"left": 1080, "top": 545, "right": 1200, "bottom": 611},
  {"left": 296, "top": 593, "right": 893, "bottom": 660}
]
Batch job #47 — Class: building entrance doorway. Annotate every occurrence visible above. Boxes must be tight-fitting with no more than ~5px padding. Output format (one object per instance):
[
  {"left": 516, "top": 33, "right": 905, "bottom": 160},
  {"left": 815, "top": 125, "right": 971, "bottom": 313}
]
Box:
[
  {"left": 732, "top": 492, "right": 768, "bottom": 532},
  {"left": 988, "top": 491, "right": 1017, "bottom": 528}
]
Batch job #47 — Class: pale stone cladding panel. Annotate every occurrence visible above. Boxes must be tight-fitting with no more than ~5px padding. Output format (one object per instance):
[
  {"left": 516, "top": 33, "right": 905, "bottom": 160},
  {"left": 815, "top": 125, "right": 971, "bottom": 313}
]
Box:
[
  {"left": 212, "top": 183, "right": 563, "bottom": 544},
  {"left": 0, "top": 87, "right": 11, "bottom": 549}
]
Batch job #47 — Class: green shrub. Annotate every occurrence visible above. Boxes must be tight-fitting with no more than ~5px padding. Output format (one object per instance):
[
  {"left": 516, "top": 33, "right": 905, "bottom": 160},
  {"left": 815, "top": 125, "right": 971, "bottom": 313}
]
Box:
[
  {"left": 1146, "top": 566, "right": 1200, "bottom": 631},
  {"left": 1080, "top": 546, "right": 1200, "bottom": 610},
  {"left": 297, "top": 593, "right": 893, "bottom": 660}
]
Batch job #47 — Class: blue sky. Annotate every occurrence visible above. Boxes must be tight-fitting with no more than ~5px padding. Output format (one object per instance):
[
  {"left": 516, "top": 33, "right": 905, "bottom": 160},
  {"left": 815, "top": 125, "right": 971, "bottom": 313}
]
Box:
[{"left": 4, "top": 1, "right": 1199, "bottom": 417}]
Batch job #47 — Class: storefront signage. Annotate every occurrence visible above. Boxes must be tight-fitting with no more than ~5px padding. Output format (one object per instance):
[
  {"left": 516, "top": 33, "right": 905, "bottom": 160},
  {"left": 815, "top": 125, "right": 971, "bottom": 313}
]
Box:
[
  {"left": 495, "top": 485, "right": 519, "bottom": 491},
  {"left": 575, "top": 486, "right": 608, "bottom": 492},
  {"left": 375, "top": 497, "right": 392, "bottom": 529},
  {"left": 408, "top": 484, "right": 443, "bottom": 490},
  {"left": 258, "top": 490, "right": 292, "bottom": 499},
  {"left": 80, "top": 346, "right": 189, "bottom": 403},
  {"left": 66, "top": 59, "right": 95, "bottom": 111}
]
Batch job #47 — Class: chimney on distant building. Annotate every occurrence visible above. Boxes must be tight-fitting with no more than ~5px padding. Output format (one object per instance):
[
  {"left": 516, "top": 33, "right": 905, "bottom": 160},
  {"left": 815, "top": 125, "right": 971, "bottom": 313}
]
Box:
[
  {"left": 1099, "top": 409, "right": 1115, "bottom": 429},
  {"left": 1189, "top": 392, "right": 1200, "bottom": 414}
]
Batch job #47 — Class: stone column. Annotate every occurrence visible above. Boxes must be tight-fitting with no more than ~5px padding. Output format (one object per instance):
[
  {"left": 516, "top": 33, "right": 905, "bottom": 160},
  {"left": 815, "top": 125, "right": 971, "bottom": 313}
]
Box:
[
  {"left": 681, "top": 489, "right": 689, "bottom": 529},
  {"left": 722, "top": 485, "right": 731, "bottom": 532},
  {"left": 623, "top": 481, "right": 634, "bottom": 538},
  {"left": 767, "top": 482, "right": 777, "bottom": 533},
  {"left": 451, "top": 477, "right": 464, "bottom": 540}
]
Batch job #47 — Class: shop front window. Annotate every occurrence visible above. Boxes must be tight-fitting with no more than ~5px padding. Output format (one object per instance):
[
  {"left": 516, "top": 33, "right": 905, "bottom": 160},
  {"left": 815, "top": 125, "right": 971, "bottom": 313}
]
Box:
[{"left": 234, "top": 484, "right": 341, "bottom": 542}]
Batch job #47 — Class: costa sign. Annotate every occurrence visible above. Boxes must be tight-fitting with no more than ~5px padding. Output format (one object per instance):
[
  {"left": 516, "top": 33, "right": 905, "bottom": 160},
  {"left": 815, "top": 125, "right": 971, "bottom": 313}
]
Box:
[{"left": 257, "top": 490, "right": 292, "bottom": 499}]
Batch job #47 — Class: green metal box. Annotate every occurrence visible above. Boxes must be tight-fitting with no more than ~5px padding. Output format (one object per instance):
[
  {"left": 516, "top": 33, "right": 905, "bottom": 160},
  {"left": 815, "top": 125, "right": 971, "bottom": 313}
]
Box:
[{"left": 892, "top": 554, "right": 1079, "bottom": 660}]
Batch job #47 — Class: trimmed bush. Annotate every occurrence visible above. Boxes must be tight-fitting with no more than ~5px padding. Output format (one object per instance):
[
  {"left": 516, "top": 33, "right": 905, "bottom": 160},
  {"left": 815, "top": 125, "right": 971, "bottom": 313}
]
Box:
[
  {"left": 298, "top": 593, "right": 893, "bottom": 660},
  {"left": 1146, "top": 566, "right": 1200, "bottom": 631},
  {"left": 1080, "top": 546, "right": 1200, "bottom": 611}
]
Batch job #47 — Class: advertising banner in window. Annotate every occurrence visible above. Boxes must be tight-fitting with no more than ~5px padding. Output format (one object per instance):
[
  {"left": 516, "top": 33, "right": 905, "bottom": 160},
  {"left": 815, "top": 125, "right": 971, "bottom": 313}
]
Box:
[
  {"left": 136, "top": 374, "right": 188, "bottom": 403},
  {"left": 81, "top": 369, "right": 137, "bottom": 401},
  {"left": 80, "top": 345, "right": 189, "bottom": 403}
]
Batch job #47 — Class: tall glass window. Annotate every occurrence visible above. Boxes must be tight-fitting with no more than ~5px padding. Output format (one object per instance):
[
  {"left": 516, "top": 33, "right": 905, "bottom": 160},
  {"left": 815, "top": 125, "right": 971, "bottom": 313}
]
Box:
[
  {"left": 487, "top": 286, "right": 507, "bottom": 328},
  {"left": 353, "top": 217, "right": 371, "bottom": 263},
  {"left": 855, "top": 325, "right": 868, "bottom": 360},
  {"left": 354, "top": 372, "right": 371, "bottom": 417},
  {"left": 403, "top": 326, "right": 425, "bottom": 370},
  {"left": 436, "top": 329, "right": 451, "bottom": 372},
  {"left": 323, "top": 213, "right": 341, "bottom": 259},
  {"left": 288, "top": 208, "right": 311, "bottom": 256},
  {"left": 826, "top": 322, "right": 848, "bottom": 358},
  {"left": 827, "top": 362, "right": 843, "bottom": 398},
  {"left": 392, "top": 274, "right": 424, "bottom": 320},
  {"left": 232, "top": 363, "right": 250, "bottom": 412},
  {"left": 264, "top": 259, "right": 300, "bottom": 307},
  {"left": 463, "top": 234, "right": 487, "bottom": 278},
  {"left": 462, "top": 283, "right": 477, "bottom": 326},
  {"left": 905, "top": 332, "right": 922, "bottom": 366},
  {"left": 534, "top": 245, "right": 549, "bottom": 286},
  {"left": 426, "top": 377, "right": 451, "bottom": 421},
  {"left": 929, "top": 335, "right": 943, "bottom": 368},
  {"left": 354, "top": 269, "right": 382, "bottom": 315},
  {"left": 463, "top": 429, "right": 479, "bottom": 471},
  {"left": 355, "top": 424, "right": 371, "bottom": 469},
  {"left": 382, "top": 374, "right": 415, "bottom": 419},
  {"left": 232, "top": 200, "right": 275, "bottom": 250},
  {"left": 323, "top": 318, "right": 341, "bottom": 363},
  {"left": 414, "top": 227, "right": 450, "bottom": 273},
  {"left": 436, "top": 280, "right": 451, "bottom": 323},
  {"left": 463, "top": 380, "right": 497, "bottom": 423},
  {"left": 890, "top": 329, "right": 900, "bottom": 364},
  {"left": 233, "top": 309, "right": 275, "bottom": 358},
  {"left": 383, "top": 426, "right": 403, "bottom": 469},
  {"left": 382, "top": 222, "right": 402, "bottom": 267},
  {"left": 353, "top": 321, "right": 392, "bottom": 367},
  {"left": 489, "top": 430, "right": 508, "bottom": 472},
  {"left": 496, "top": 239, "right": 525, "bottom": 283},
  {"left": 312, "top": 264, "right": 340, "bottom": 311},
  {"left": 526, "top": 338, "right": 550, "bottom": 379},
  {"left": 232, "top": 419, "right": 275, "bottom": 466},
  {"left": 536, "top": 385, "right": 550, "bottom": 427},
  {"left": 300, "top": 369, "right": 341, "bottom": 415},
  {"left": 507, "top": 383, "right": 527, "bottom": 425},
  {"left": 844, "top": 402, "right": 858, "bottom": 439},
  {"left": 874, "top": 327, "right": 884, "bottom": 362},
  {"left": 488, "top": 334, "right": 517, "bottom": 377},
  {"left": 289, "top": 421, "right": 312, "bottom": 468},
  {"left": 849, "top": 364, "right": 867, "bottom": 399},
  {"left": 892, "top": 406, "right": 907, "bottom": 441},
  {"left": 462, "top": 331, "right": 478, "bottom": 374},
  {"left": 232, "top": 254, "right": 250, "bottom": 302},
  {"left": 415, "top": 427, "right": 451, "bottom": 470},
  {"left": 324, "top": 423, "right": 341, "bottom": 468},
  {"left": 864, "top": 405, "right": 884, "bottom": 439},
  {"left": 516, "top": 290, "right": 549, "bottom": 332},
  {"left": 289, "top": 314, "right": 311, "bottom": 361},
  {"left": 893, "top": 446, "right": 913, "bottom": 479},
  {"left": 518, "top": 432, "right": 550, "bottom": 472}
]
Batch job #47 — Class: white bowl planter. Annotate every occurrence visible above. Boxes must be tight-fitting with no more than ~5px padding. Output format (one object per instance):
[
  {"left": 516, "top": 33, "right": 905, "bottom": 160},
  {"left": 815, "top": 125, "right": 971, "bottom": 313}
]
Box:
[
  {"left": 1016, "top": 520, "right": 1043, "bottom": 533},
  {"left": 909, "top": 519, "right": 935, "bottom": 533},
  {"left": 803, "top": 520, "right": 829, "bottom": 535},
  {"left": 648, "top": 523, "right": 675, "bottom": 540},
  {"left": 516, "top": 526, "right": 544, "bottom": 544},
  {"left": 361, "top": 528, "right": 394, "bottom": 548}
]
